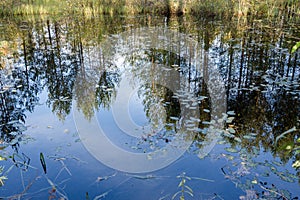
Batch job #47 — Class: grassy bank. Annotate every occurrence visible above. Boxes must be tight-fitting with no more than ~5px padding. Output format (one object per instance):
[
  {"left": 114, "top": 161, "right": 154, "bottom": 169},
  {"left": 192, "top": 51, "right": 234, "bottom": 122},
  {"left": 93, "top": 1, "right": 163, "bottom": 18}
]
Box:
[{"left": 0, "top": 0, "right": 299, "bottom": 19}]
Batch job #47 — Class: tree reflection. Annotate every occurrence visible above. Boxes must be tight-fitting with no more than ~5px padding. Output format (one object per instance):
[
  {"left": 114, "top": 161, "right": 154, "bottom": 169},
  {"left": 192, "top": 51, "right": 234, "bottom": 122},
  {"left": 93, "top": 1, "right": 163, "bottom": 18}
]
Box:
[
  {"left": 0, "top": 15, "right": 299, "bottom": 175},
  {"left": 0, "top": 66, "right": 40, "bottom": 150},
  {"left": 43, "top": 22, "right": 79, "bottom": 120},
  {"left": 95, "top": 71, "right": 120, "bottom": 110}
]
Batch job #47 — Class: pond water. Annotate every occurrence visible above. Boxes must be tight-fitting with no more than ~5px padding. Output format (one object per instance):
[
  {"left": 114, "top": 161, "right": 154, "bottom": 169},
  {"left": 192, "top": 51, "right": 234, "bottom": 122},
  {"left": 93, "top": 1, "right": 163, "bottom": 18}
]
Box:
[{"left": 0, "top": 15, "right": 299, "bottom": 199}]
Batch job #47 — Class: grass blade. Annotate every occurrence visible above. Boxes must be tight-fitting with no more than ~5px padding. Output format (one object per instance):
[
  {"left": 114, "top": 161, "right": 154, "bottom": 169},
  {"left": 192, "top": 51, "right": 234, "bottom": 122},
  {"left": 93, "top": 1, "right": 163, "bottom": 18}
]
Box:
[
  {"left": 275, "top": 126, "right": 297, "bottom": 146},
  {"left": 40, "top": 152, "right": 47, "bottom": 174}
]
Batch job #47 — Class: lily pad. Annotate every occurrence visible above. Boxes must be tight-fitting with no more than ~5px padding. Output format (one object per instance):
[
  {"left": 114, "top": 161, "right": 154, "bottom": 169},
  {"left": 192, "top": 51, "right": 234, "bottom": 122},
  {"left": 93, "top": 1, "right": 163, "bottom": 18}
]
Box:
[{"left": 225, "top": 147, "right": 239, "bottom": 153}]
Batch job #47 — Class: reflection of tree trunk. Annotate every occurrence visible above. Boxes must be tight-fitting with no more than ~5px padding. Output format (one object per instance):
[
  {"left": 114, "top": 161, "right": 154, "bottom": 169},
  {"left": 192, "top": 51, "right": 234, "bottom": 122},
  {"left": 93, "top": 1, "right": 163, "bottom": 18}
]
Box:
[
  {"left": 278, "top": 35, "right": 284, "bottom": 77},
  {"left": 292, "top": 53, "right": 297, "bottom": 80},
  {"left": 79, "top": 38, "right": 84, "bottom": 69},
  {"left": 203, "top": 50, "right": 208, "bottom": 83},
  {"left": 151, "top": 52, "right": 155, "bottom": 91},
  {"left": 238, "top": 38, "right": 245, "bottom": 90},
  {"left": 245, "top": 42, "right": 251, "bottom": 87},
  {"left": 54, "top": 23, "right": 64, "bottom": 83},
  {"left": 22, "top": 37, "right": 29, "bottom": 86},
  {"left": 286, "top": 54, "right": 292, "bottom": 77},
  {"left": 0, "top": 93, "right": 7, "bottom": 121},
  {"left": 227, "top": 46, "right": 233, "bottom": 97},
  {"left": 188, "top": 42, "right": 192, "bottom": 85},
  {"left": 47, "top": 20, "right": 52, "bottom": 46},
  {"left": 54, "top": 23, "right": 61, "bottom": 67},
  {"left": 43, "top": 30, "right": 47, "bottom": 50}
]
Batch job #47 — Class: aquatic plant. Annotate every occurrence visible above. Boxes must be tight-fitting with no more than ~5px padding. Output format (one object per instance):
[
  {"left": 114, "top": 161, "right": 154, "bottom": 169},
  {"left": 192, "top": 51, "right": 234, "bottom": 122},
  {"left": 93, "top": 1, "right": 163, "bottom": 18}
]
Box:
[
  {"left": 291, "top": 41, "right": 300, "bottom": 54},
  {"left": 0, "top": 165, "right": 13, "bottom": 190},
  {"left": 172, "top": 172, "right": 193, "bottom": 200}
]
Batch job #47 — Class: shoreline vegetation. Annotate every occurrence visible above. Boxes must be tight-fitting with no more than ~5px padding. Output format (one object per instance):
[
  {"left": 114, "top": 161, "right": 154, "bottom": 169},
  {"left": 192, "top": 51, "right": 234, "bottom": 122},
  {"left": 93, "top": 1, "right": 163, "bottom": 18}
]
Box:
[{"left": 0, "top": 0, "right": 299, "bottom": 19}]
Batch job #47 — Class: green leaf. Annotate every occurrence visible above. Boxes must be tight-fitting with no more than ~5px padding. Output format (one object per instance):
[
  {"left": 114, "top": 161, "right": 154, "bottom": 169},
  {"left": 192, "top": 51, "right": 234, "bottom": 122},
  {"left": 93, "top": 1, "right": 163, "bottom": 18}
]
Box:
[
  {"left": 184, "top": 185, "right": 193, "bottom": 193},
  {"left": 178, "top": 179, "right": 186, "bottom": 187},
  {"left": 184, "top": 190, "right": 193, "bottom": 197},
  {"left": 172, "top": 191, "right": 181, "bottom": 200},
  {"left": 40, "top": 152, "right": 47, "bottom": 174},
  {"left": 291, "top": 41, "right": 300, "bottom": 54}
]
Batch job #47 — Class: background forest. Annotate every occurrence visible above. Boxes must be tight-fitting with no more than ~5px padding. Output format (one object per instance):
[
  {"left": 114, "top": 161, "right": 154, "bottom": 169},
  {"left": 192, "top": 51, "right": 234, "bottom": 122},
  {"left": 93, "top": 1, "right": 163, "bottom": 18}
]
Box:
[{"left": 0, "top": 0, "right": 299, "bottom": 18}]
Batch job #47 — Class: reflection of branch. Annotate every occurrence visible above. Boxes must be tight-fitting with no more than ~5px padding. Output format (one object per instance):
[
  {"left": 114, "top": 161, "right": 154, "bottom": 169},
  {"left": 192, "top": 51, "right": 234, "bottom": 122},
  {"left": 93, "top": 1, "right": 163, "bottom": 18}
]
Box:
[
  {"left": 45, "top": 176, "right": 69, "bottom": 200},
  {"left": 12, "top": 152, "right": 37, "bottom": 171},
  {"left": 3, "top": 174, "right": 38, "bottom": 199},
  {"left": 54, "top": 159, "right": 72, "bottom": 181},
  {"left": 259, "top": 184, "right": 288, "bottom": 200}
]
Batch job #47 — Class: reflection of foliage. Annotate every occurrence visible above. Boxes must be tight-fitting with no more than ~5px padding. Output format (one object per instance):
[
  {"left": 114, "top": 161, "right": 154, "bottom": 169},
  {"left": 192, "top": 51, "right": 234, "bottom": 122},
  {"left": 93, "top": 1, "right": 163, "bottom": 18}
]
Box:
[
  {"left": 0, "top": 66, "right": 39, "bottom": 148},
  {"left": 0, "top": 14, "right": 299, "bottom": 198},
  {"left": 95, "top": 71, "right": 120, "bottom": 110},
  {"left": 219, "top": 148, "right": 299, "bottom": 199},
  {"left": 213, "top": 15, "right": 300, "bottom": 167},
  {"left": 41, "top": 22, "right": 79, "bottom": 121},
  {"left": 138, "top": 84, "right": 175, "bottom": 131},
  {"left": 12, "top": 152, "right": 30, "bottom": 171}
]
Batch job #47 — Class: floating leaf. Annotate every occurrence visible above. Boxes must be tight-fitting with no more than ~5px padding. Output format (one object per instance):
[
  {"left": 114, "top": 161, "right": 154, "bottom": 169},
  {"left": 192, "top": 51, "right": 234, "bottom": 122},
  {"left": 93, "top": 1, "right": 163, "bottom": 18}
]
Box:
[
  {"left": 227, "top": 111, "right": 235, "bottom": 115},
  {"left": 286, "top": 145, "right": 292, "bottom": 150},
  {"left": 225, "top": 147, "right": 239, "bottom": 153},
  {"left": 0, "top": 156, "right": 6, "bottom": 161},
  {"left": 279, "top": 173, "right": 294, "bottom": 183},
  {"left": 218, "top": 140, "right": 227, "bottom": 145},
  {"left": 222, "top": 131, "right": 235, "bottom": 138},
  {"left": 226, "top": 117, "right": 235, "bottom": 123},
  {"left": 292, "top": 160, "right": 300, "bottom": 169},
  {"left": 271, "top": 160, "right": 283, "bottom": 166},
  {"left": 243, "top": 135, "right": 256, "bottom": 140},
  {"left": 198, "top": 96, "right": 207, "bottom": 101},
  {"left": 223, "top": 154, "right": 235, "bottom": 160},
  {"left": 228, "top": 128, "right": 236, "bottom": 134},
  {"left": 234, "top": 137, "right": 242, "bottom": 143},
  {"left": 261, "top": 171, "right": 270, "bottom": 177},
  {"left": 74, "top": 138, "right": 81, "bottom": 143},
  {"left": 170, "top": 116, "right": 179, "bottom": 121}
]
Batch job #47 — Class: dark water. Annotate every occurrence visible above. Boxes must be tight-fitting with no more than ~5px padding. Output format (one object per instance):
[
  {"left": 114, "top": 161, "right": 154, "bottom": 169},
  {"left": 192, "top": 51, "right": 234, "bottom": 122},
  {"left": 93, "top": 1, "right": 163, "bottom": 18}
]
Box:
[{"left": 0, "top": 15, "right": 299, "bottom": 199}]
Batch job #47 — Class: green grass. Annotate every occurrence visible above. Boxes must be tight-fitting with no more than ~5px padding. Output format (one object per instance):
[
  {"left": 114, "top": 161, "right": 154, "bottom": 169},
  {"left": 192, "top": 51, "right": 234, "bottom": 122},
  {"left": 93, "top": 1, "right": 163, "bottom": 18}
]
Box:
[{"left": 0, "top": 0, "right": 299, "bottom": 19}]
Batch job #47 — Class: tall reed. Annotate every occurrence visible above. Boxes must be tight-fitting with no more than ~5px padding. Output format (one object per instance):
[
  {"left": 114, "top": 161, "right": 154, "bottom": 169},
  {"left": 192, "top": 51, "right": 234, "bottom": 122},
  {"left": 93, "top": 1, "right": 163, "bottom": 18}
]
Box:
[{"left": 0, "top": 0, "right": 299, "bottom": 19}]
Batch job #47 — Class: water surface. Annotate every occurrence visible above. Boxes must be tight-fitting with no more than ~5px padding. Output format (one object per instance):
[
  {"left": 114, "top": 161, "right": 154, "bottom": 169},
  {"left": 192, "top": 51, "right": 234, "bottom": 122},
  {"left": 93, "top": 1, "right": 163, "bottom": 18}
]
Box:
[{"left": 0, "top": 15, "right": 299, "bottom": 199}]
